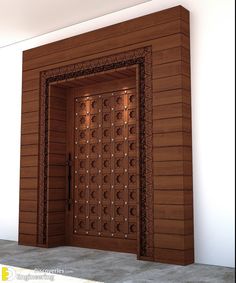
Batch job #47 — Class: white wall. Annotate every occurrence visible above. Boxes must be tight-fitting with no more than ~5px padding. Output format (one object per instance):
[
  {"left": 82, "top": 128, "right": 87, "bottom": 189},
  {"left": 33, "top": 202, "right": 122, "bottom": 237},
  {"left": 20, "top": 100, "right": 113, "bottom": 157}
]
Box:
[{"left": 0, "top": 0, "right": 234, "bottom": 268}]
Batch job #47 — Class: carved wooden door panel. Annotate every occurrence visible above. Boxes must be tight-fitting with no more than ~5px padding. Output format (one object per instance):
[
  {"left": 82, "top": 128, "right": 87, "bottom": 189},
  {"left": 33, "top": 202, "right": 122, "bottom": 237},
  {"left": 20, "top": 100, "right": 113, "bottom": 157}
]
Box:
[{"left": 71, "top": 88, "right": 139, "bottom": 253}]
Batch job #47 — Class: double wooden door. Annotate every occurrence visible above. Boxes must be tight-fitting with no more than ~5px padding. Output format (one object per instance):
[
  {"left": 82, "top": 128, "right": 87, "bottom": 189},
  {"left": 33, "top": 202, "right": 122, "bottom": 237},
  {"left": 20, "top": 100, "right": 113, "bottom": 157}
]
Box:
[{"left": 66, "top": 84, "right": 139, "bottom": 253}]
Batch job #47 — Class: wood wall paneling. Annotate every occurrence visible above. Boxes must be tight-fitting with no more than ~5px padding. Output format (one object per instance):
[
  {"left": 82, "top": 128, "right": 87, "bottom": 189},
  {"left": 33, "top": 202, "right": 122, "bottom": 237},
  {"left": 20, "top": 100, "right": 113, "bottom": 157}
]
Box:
[{"left": 19, "top": 5, "right": 193, "bottom": 265}]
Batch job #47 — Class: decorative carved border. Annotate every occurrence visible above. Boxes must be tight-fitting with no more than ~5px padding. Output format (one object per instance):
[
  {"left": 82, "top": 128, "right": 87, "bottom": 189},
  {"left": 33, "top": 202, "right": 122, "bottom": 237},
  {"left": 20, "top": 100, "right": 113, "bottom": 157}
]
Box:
[{"left": 39, "top": 47, "right": 153, "bottom": 258}]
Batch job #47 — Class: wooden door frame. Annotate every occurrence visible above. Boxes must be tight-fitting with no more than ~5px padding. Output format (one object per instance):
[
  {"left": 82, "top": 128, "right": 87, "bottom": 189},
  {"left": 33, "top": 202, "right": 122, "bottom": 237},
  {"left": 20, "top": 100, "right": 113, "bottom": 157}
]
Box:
[{"left": 38, "top": 46, "right": 154, "bottom": 260}]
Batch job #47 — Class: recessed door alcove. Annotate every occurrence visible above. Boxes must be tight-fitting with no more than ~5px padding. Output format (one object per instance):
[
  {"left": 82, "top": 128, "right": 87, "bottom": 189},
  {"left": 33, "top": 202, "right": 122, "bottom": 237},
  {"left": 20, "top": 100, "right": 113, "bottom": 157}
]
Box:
[
  {"left": 43, "top": 64, "right": 153, "bottom": 257},
  {"left": 19, "top": 5, "right": 193, "bottom": 265}
]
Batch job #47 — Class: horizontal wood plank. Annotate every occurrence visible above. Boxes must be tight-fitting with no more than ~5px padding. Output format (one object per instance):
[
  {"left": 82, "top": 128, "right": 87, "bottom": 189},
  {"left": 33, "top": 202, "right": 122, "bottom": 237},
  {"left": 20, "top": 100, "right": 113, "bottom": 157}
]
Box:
[
  {"left": 20, "top": 178, "right": 38, "bottom": 189},
  {"left": 153, "top": 132, "right": 192, "bottom": 147},
  {"left": 153, "top": 89, "right": 191, "bottom": 106},
  {"left": 20, "top": 189, "right": 37, "bottom": 201},
  {"left": 21, "top": 145, "right": 38, "bottom": 156},
  {"left": 22, "top": 90, "right": 39, "bottom": 103},
  {"left": 155, "top": 234, "right": 193, "bottom": 250},
  {"left": 154, "top": 191, "right": 193, "bottom": 205},
  {"left": 20, "top": 200, "right": 37, "bottom": 212},
  {"left": 153, "top": 117, "right": 191, "bottom": 133},
  {"left": 154, "top": 161, "right": 192, "bottom": 176},
  {"left": 21, "top": 123, "right": 39, "bottom": 134},
  {"left": 153, "top": 61, "right": 190, "bottom": 78},
  {"left": 154, "top": 176, "right": 192, "bottom": 190},
  {"left": 21, "top": 134, "right": 38, "bottom": 145},
  {"left": 19, "top": 223, "right": 37, "bottom": 235},
  {"left": 154, "top": 219, "right": 193, "bottom": 235},
  {"left": 153, "top": 47, "right": 190, "bottom": 65},
  {"left": 153, "top": 103, "right": 191, "bottom": 120},
  {"left": 154, "top": 248, "right": 194, "bottom": 265},
  {"left": 48, "top": 200, "right": 66, "bottom": 212},
  {"left": 21, "top": 156, "right": 38, "bottom": 167},
  {"left": 154, "top": 146, "right": 192, "bottom": 161},
  {"left": 48, "top": 212, "right": 65, "bottom": 224},
  {"left": 19, "top": 234, "right": 37, "bottom": 246},
  {"left": 19, "top": 212, "right": 37, "bottom": 223},
  {"left": 154, "top": 204, "right": 193, "bottom": 220},
  {"left": 20, "top": 166, "right": 38, "bottom": 178},
  {"left": 48, "top": 188, "right": 66, "bottom": 201},
  {"left": 153, "top": 75, "right": 190, "bottom": 92},
  {"left": 22, "top": 112, "right": 39, "bottom": 124}
]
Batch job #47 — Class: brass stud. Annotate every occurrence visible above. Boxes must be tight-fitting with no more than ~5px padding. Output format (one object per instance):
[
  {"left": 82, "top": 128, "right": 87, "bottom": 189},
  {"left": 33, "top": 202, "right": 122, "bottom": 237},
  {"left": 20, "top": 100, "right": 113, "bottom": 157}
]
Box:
[
  {"left": 75, "top": 156, "right": 78, "bottom": 159},
  {"left": 86, "top": 231, "right": 89, "bottom": 234},
  {"left": 125, "top": 218, "right": 127, "bottom": 221},
  {"left": 75, "top": 171, "right": 77, "bottom": 174},
  {"left": 75, "top": 185, "right": 77, "bottom": 189},
  {"left": 75, "top": 215, "right": 77, "bottom": 218},
  {"left": 75, "top": 141, "right": 78, "bottom": 144},
  {"left": 112, "top": 233, "right": 114, "bottom": 236},
  {"left": 76, "top": 113, "right": 78, "bottom": 116},
  {"left": 75, "top": 200, "right": 77, "bottom": 203},
  {"left": 125, "top": 202, "right": 127, "bottom": 205},
  {"left": 74, "top": 230, "right": 77, "bottom": 233},
  {"left": 86, "top": 216, "right": 88, "bottom": 219},
  {"left": 125, "top": 234, "right": 127, "bottom": 238}
]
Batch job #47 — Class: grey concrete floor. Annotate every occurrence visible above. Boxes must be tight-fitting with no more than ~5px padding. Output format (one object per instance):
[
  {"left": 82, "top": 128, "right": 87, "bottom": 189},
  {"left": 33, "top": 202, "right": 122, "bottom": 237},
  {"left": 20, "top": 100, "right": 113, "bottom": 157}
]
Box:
[{"left": 0, "top": 240, "right": 234, "bottom": 283}]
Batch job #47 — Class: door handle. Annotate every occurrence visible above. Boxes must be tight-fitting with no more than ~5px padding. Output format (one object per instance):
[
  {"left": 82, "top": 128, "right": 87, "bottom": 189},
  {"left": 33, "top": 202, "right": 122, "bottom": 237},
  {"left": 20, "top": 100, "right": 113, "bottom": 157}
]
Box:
[{"left": 66, "top": 153, "right": 72, "bottom": 211}]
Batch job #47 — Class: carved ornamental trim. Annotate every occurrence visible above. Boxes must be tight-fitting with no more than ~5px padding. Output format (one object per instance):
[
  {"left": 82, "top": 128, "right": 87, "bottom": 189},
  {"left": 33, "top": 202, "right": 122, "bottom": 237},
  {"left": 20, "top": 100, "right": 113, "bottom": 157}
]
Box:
[{"left": 39, "top": 46, "right": 153, "bottom": 258}]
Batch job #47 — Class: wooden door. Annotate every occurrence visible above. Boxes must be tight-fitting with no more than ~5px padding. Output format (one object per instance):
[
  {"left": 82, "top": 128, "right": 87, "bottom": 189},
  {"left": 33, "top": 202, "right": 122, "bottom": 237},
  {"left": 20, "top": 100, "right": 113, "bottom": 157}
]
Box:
[{"left": 66, "top": 81, "right": 139, "bottom": 254}]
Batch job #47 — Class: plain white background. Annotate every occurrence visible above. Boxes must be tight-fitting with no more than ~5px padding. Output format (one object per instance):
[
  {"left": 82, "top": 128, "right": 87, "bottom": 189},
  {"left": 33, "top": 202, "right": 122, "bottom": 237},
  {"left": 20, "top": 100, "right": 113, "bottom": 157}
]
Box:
[{"left": 0, "top": 0, "right": 235, "bottom": 268}]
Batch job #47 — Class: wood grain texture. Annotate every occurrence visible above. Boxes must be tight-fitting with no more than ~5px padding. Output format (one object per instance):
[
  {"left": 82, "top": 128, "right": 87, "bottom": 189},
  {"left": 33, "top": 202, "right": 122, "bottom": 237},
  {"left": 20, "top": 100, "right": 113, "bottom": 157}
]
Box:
[{"left": 19, "top": 5, "right": 193, "bottom": 265}]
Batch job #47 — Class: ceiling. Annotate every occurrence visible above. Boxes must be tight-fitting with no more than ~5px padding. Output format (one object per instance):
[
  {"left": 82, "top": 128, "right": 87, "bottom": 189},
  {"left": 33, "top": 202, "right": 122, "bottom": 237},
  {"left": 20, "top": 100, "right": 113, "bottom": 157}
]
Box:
[{"left": 0, "top": 0, "right": 150, "bottom": 48}]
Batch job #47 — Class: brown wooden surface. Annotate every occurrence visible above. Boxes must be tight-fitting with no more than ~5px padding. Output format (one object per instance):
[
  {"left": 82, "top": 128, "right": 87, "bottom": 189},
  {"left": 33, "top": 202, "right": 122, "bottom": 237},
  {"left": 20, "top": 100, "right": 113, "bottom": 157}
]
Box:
[{"left": 19, "top": 5, "right": 193, "bottom": 265}]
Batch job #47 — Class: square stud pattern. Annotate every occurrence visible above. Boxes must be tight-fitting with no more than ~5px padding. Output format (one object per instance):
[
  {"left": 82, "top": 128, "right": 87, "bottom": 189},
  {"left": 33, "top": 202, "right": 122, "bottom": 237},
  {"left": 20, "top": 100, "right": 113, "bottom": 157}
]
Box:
[{"left": 73, "top": 89, "right": 138, "bottom": 240}]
